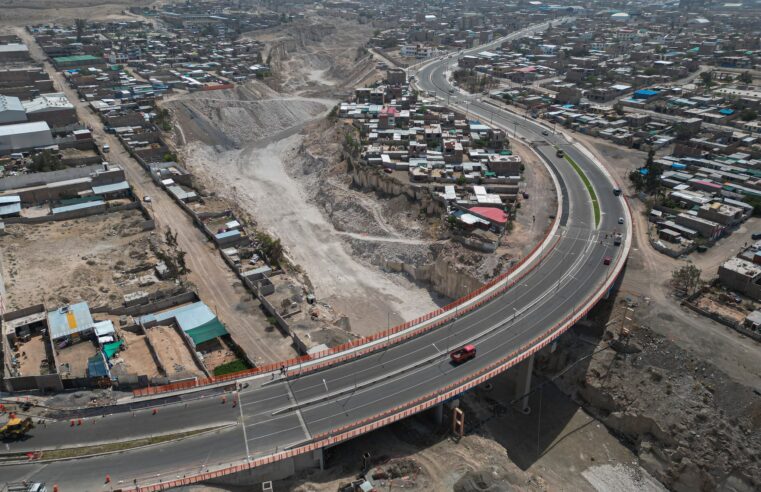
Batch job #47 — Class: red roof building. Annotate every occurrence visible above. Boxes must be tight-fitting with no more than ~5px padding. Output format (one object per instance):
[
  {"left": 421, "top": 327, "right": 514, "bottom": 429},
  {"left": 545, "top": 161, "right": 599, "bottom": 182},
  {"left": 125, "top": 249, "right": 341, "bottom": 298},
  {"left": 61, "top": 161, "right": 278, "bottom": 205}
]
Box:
[{"left": 469, "top": 206, "right": 508, "bottom": 226}]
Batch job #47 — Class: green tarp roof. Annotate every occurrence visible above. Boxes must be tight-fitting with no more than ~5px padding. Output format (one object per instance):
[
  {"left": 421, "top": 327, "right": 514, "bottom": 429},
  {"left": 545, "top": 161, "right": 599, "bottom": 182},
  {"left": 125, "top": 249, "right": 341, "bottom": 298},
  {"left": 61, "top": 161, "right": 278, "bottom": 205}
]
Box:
[
  {"left": 185, "top": 317, "right": 227, "bottom": 345},
  {"left": 103, "top": 341, "right": 123, "bottom": 359}
]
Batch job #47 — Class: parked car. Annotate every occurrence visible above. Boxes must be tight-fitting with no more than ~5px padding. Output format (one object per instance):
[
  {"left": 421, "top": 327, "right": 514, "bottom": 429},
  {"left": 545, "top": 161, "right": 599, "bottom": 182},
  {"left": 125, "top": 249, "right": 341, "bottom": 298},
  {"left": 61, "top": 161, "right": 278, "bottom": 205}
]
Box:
[
  {"left": 450, "top": 344, "right": 476, "bottom": 365},
  {"left": 752, "top": 233, "right": 761, "bottom": 240},
  {"left": 143, "top": 196, "right": 152, "bottom": 203},
  {"left": 383, "top": 168, "right": 393, "bottom": 174}
]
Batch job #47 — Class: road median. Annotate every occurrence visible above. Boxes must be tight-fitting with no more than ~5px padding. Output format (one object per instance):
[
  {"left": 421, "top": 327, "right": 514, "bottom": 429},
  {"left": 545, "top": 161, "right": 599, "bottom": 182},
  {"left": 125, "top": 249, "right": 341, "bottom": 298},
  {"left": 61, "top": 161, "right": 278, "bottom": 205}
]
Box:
[
  {"left": 0, "top": 424, "right": 233, "bottom": 465},
  {"left": 564, "top": 153, "right": 600, "bottom": 227}
]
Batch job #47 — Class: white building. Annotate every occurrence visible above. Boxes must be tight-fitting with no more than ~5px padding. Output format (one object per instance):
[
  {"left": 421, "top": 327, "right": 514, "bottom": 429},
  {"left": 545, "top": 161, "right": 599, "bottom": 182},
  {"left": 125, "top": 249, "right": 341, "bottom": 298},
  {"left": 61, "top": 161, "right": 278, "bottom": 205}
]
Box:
[
  {"left": 0, "top": 95, "right": 27, "bottom": 125},
  {"left": 0, "top": 121, "right": 54, "bottom": 153}
]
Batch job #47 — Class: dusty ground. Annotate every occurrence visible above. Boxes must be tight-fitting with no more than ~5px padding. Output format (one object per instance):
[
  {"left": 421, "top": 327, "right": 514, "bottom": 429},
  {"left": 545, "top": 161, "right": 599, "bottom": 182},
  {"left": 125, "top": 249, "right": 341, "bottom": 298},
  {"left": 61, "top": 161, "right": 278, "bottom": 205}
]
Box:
[
  {"left": 146, "top": 324, "right": 205, "bottom": 380},
  {"left": 56, "top": 339, "right": 97, "bottom": 378},
  {"left": 13, "top": 334, "right": 49, "bottom": 378},
  {"left": 112, "top": 328, "right": 162, "bottom": 379},
  {"left": 0, "top": 0, "right": 153, "bottom": 25},
  {"left": 0, "top": 211, "right": 170, "bottom": 311}
]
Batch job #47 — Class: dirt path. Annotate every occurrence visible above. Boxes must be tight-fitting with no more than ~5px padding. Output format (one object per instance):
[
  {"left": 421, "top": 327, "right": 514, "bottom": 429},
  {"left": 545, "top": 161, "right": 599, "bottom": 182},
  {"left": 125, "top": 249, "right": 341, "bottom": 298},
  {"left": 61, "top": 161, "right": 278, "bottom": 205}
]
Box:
[{"left": 16, "top": 29, "right": 297, "bottom": 366}]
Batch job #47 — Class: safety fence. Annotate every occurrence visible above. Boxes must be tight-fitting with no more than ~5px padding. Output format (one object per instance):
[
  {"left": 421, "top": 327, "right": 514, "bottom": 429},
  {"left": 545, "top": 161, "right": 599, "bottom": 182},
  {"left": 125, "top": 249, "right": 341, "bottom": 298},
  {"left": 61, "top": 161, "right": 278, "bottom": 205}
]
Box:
[
  {"left": 128, "top": 231, "right": 628, "bottom": 492},
  {"left": 132, "top": 212, "right": 560, "bottom": 397}
]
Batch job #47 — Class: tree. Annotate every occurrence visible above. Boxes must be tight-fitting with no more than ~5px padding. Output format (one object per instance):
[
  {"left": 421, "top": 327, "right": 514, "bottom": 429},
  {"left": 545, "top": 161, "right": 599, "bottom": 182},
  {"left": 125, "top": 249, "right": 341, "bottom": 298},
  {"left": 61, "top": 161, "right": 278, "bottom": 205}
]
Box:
[
  {"left": 75, "top": 18, "right": 86, "bottom": 43},
  {"left": 744, "top": 195, "right": 761, "bottom": 217},
  {"left": 155, "top": 228, "right": 190, "bottom": 279},
  {"left": 255, "top": 232, "right": 283, "bottom": 265},
  {"left": 640, "top": 148, "right": 661, "bottom": 194},
  {"left": 740, "top": 109, "right": 757, "bottom": 122},
  {"left": 700, "top": 70, "right": 714, "bottom": 89},
  {"left": 671, "top": 264, "right": 702, "bottom": 296},
  {"left": 30, "top": 150, "right": 64, "bottom": 172}
]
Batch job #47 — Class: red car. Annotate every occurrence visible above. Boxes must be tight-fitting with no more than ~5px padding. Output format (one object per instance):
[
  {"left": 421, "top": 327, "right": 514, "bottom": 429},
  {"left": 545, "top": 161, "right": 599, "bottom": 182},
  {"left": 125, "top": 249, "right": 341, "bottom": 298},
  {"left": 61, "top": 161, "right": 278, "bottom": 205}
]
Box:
[
  {"left": 603, "top": 256, "right": 612, "bottom": 266},
  {"left": 450, "top": 344, "right": 477, "bottom": 364}
]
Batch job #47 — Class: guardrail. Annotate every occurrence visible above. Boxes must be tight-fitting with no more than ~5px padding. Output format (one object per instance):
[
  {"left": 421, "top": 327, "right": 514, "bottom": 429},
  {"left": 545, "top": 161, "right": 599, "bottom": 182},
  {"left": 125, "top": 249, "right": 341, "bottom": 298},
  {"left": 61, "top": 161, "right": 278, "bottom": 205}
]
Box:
[
  {"left": 128, "top": 225, "right": 628, "bottom": 492},
  {"left": 133, "top": 209, "right": 560, "bottom": 397}
]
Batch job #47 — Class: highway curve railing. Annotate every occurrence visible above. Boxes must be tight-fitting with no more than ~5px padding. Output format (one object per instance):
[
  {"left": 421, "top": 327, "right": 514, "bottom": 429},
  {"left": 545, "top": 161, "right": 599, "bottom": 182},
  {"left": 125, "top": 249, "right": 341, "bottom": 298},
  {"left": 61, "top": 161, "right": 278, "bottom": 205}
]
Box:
[
  {"left": 133, "top": 211, "right": 560, "bottom": 397},
  {"left": 128, "top": 212, "right": 630, "bottom": 492}
]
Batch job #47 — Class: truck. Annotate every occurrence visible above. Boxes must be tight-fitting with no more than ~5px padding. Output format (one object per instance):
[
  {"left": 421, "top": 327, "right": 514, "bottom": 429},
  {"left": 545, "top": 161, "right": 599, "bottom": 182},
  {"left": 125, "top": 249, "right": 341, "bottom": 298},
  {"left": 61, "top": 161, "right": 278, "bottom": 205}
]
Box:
[
  {"left": 5, "top": 482, "right": 47, "bottom": 492},
  {"left": 0, "top": 415, "right": 34, "bottom": 440}
]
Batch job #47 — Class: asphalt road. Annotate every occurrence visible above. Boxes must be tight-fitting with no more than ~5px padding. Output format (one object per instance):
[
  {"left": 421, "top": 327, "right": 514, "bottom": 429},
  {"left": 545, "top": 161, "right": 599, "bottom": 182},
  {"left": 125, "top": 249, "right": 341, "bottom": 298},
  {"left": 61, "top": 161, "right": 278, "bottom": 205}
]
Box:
[{"left": 1, "top": 18, "right": 631, "bottom": 491}]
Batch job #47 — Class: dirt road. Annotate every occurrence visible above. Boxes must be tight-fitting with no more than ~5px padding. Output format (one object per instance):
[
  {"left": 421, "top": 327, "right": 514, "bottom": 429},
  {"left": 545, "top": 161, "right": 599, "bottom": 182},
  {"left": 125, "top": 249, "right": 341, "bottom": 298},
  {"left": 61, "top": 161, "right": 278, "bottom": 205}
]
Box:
[{"left": 17, "top": 29, "right": 298, "bottom": 366}]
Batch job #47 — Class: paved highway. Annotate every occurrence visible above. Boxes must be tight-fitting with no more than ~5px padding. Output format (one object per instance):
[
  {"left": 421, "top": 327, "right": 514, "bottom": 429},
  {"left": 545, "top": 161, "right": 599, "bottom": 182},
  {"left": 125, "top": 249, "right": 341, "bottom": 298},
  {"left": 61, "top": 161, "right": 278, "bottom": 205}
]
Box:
[{"left": 2, "top": 19, "right": 631, "bottom": 491}]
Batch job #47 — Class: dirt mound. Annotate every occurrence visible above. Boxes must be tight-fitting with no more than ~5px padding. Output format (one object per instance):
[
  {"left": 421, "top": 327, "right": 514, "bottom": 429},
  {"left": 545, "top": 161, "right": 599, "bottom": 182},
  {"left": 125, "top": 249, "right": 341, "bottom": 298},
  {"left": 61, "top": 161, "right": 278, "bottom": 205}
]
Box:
[
  {"left": 168, "top": 89, "right": 329, "bottom": 149},
  {"left": 453, "top": 469, "right": 514, "bottom": 492}
]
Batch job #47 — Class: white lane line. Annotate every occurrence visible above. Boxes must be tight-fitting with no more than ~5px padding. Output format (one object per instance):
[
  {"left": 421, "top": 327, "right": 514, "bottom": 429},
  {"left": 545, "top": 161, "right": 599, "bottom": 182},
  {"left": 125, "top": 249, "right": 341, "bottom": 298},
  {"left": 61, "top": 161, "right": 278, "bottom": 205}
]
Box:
[{"left": 284, "top": 383, "right": 312, "bottom": 441}]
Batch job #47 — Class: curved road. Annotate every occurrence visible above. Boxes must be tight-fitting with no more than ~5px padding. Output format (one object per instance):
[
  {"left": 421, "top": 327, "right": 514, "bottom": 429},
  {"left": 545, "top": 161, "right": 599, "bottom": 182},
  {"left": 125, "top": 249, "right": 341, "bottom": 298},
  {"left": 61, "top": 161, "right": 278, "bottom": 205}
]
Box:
[{"left": 2, "top": 19, "right": 631, "bottom": 491}]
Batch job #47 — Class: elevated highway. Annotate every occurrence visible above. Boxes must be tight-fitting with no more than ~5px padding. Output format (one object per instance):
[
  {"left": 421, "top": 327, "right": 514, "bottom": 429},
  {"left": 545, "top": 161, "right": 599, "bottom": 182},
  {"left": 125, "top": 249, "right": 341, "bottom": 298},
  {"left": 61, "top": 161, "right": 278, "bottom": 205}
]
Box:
[{"left": 1, "top": 18, "right": 632, "bottom": 492}]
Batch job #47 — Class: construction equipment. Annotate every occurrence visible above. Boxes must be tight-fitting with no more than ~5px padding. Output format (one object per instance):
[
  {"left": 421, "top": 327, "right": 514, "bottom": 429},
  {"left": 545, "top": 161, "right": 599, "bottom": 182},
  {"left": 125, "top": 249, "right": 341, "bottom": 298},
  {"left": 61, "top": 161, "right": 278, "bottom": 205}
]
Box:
[{"left": 0, "top": 415, "right": 34, "bottom": 440}]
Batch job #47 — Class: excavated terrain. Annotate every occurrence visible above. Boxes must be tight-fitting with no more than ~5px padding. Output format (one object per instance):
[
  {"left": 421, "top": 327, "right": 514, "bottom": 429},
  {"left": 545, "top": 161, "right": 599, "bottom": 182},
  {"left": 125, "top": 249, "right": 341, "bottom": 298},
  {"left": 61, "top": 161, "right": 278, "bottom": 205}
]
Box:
[{"left": 539, "top": 296, "right": 761, "bottom": 492}]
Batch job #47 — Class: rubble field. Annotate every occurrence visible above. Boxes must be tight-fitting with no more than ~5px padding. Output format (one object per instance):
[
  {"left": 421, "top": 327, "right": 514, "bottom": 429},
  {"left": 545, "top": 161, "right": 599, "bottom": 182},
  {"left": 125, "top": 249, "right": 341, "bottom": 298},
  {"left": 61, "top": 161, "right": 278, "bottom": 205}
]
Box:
[{"left": 542, "top": 296, "right": 761, "bottom": 492}]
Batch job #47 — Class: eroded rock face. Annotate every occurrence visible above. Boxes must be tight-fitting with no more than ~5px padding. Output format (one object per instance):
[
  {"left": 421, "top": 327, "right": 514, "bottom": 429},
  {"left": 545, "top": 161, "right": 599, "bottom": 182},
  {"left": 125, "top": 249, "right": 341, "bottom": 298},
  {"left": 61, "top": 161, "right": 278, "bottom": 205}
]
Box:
[{"left": 540, "top": 322, "right": 761, "bottom": 492}]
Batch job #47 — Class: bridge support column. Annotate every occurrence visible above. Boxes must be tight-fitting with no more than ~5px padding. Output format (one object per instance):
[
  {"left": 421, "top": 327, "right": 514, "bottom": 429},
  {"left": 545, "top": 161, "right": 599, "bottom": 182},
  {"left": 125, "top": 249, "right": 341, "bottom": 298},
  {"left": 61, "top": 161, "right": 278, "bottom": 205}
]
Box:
[
  {"left": 432, "top": 402, "right": 444, "bottom": 425},
  {"left": 431, "top": 399, "right": 460, "bottom": 426},
  {"left": 512, "top": 354, "right": 534, "bottom": 415},
  {"left": 317, "top": 447, "right": 325, "bottom": 471}
]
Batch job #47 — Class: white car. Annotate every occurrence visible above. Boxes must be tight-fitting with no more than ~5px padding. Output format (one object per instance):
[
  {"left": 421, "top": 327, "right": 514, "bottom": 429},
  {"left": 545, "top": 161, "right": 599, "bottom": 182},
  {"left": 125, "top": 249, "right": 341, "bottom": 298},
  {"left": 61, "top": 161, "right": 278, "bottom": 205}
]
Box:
[
  {"left": 618, "top": 217, "right": 624, "bottom": 224},
  {"left": 143, "top": 196, "right": 152, "bottom": 203}
]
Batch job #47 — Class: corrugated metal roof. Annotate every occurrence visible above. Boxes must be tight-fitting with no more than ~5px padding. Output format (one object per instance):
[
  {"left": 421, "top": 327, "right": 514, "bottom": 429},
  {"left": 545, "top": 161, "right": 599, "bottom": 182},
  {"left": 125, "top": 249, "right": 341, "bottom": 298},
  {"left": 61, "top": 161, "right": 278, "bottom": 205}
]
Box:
[
  {"left": 215, "top": 229, "right": 240, "bottom": 240},
  {"left": 0, "top": 195, "right": 20, "bottom": 204},
  {"left": 138, "top": 302, "right": 216, "bottom": 333},
  {"left": 0, "top": 121, "right": 50, "bottom": 137},
  {"left": 51, "top": 200, "right": 105, "bottom": 214},
  {"left": 0, "top": 202, "right": 21, "bottom": 216},
  {"left": 48, "top": 302, "right": 94, "bottom": 340},
  {"left": 91, "top": 181, "right": 129, "bottom": 195}
]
